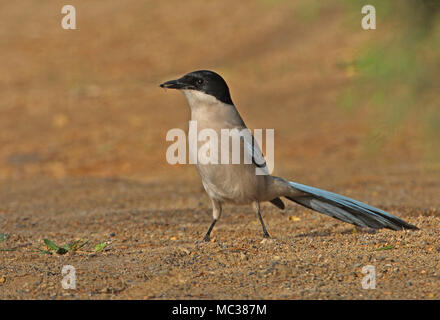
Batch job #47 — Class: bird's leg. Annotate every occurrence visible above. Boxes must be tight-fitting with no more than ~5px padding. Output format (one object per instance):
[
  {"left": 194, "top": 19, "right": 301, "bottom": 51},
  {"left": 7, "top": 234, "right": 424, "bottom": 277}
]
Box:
[
  {"left": 203, "top": 219, "right": 217, "bottom": 242},
  {"left": 253, "top": 202, "right": 270, "bottom": 238},
  {"left": 203, "top": 199, "right": 222, "bottom": 242}
]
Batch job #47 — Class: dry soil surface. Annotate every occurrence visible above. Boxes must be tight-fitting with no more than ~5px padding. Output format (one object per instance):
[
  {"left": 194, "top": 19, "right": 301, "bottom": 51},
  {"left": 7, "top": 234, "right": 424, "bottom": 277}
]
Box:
[{"left": 1, "top": 165, "right": 439, "bottom": 299}]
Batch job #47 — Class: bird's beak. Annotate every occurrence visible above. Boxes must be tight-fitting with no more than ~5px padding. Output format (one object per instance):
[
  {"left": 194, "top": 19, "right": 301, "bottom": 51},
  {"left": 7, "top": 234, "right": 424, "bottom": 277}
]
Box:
[{"left": 159, "top": 77, "right": 194, "bottom": 90}]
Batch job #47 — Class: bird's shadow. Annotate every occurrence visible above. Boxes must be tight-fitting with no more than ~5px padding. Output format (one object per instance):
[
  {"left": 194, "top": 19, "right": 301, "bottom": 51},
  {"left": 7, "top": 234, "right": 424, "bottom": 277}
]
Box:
[{"left": 294, "top": 227, "right": 377, "bottom": 238}]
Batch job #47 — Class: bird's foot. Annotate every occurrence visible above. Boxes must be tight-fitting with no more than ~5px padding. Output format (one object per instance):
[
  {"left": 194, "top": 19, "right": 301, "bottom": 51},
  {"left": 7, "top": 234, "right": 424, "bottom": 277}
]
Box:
[
  {"left": 194, "top": 238, "right": 210, "bottom": 247},
  {"left": 203, "top": 234, "right": 211, "bottom": 242},
  {"left": 263, "top": 232, "right": 270, "bottom": 239}
]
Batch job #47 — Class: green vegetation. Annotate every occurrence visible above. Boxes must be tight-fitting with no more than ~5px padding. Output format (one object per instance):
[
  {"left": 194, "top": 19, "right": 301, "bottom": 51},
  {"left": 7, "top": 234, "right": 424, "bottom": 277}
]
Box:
[
  {"left": 375, "top": 245, "right": 395, "bottom": 251},
  {"left": 0, "top": 233, "right": 8, "bottom": 243},
  {"left": 93, "top": 241, "right": 108, "bottom": 252},
  {"left": 341, "top": 0, "right": 440, "bottom": 161},
  {"left": 35, "top": 238, "right": 92, "bottom": 255}
]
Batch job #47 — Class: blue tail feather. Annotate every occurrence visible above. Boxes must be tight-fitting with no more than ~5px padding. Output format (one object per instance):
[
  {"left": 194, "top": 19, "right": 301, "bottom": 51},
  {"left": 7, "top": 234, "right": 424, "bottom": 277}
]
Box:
[{"left": 286, "top": 181, "right": 418, "bottom": 231}]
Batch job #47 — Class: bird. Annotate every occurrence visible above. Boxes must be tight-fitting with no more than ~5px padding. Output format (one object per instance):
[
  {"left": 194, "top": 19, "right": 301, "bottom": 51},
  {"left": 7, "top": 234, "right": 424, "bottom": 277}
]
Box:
[{"left": 160, "top": 70, "right": 418, "bottom": 241}]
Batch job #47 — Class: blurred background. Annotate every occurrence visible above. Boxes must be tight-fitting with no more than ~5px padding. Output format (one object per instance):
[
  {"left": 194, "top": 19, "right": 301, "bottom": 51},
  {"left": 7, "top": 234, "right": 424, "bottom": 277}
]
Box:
[{"left": 1, "top": 0, "right": 439, "bottom": 184}]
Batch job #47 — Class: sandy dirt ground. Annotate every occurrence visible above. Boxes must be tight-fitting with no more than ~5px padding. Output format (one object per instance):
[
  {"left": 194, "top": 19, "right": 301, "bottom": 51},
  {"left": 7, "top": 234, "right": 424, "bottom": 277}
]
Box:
[
  {"left": 1, "top": 1, "right": 440, "bottom": 299},
  {"left": 0, "top": 167, "right": 440, "bottom": 299}
]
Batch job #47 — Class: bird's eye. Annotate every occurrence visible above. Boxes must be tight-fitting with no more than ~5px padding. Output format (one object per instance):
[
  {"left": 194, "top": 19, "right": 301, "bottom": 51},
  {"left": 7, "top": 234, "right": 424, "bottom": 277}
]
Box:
[{"left": 196, "top": 79, "right": 204, "bottom": 85}]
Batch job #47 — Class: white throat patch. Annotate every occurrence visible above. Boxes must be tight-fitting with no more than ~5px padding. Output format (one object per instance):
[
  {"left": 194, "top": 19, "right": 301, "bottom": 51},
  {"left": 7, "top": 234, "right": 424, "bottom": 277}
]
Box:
[{"left": 182, "top": 90, "right": 224, "bottom": 109}]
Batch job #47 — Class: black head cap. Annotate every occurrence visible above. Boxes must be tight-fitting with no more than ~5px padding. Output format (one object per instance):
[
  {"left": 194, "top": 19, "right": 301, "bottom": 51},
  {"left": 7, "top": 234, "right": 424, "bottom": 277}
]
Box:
[{"left": 160, "top": 70, "right": 233, "bottom": 105}]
